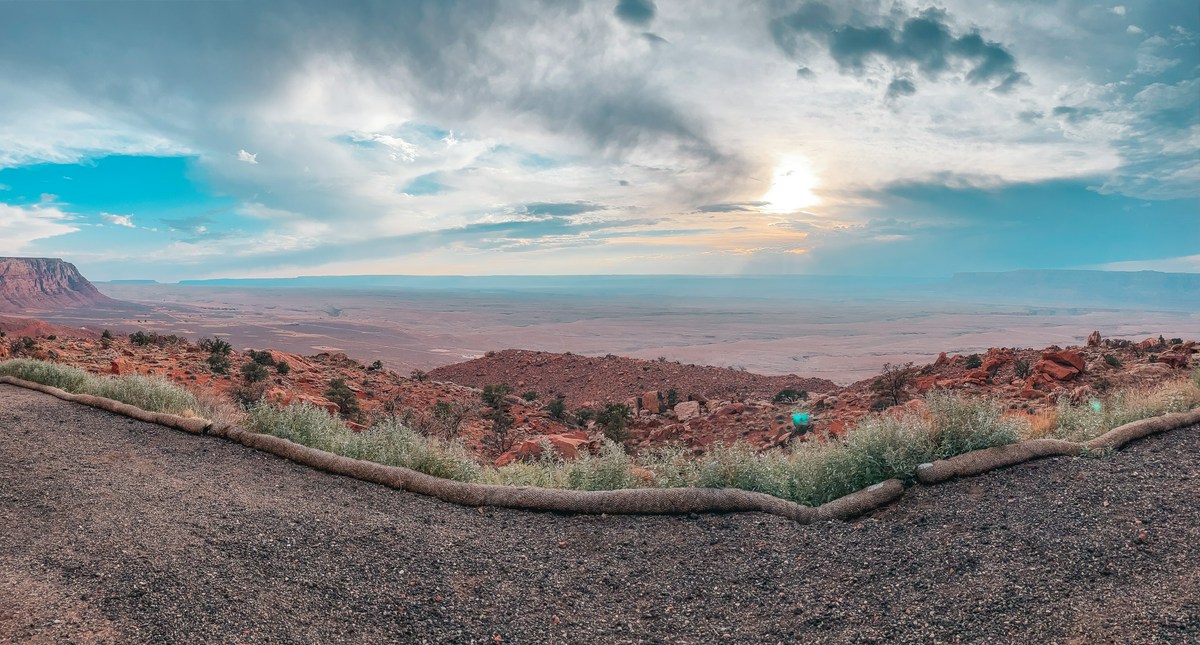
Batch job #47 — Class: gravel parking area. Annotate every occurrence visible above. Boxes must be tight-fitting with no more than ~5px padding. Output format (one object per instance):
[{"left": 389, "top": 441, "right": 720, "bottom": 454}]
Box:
[{"left": 2, "top": 383, "right": 1197, "bottom": 644}]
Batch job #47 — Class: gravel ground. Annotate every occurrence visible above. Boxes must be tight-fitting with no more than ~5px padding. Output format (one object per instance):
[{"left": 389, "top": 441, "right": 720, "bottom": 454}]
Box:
[{"left": 2, "top": 383, "right": 1198, "bottom": 644}]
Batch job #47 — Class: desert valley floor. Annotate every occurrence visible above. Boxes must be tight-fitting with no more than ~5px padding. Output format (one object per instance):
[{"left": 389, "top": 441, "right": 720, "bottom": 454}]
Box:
[{"left": 34, "top": 282, "right": 1200, "bottom": 385}]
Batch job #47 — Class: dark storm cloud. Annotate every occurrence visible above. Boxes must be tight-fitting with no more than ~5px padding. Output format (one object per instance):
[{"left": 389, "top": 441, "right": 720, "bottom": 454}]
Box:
[
  {"left": 770, "top": 3, "right": 1026, "bottom": 95},
  {"left": 642, "top": 32, "right": 670, "bottom": 46},
  {"left": 614, "top": 0, "right": 656, "bottom": 26},
  {"left": 795, "top": 66, "right": 815, "bottom": 78},
  {"left": 885, "top": 77, "right": 916, "bottom": 100}
]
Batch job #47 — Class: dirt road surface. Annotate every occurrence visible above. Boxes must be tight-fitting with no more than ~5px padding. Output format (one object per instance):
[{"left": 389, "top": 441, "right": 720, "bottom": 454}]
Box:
[{"left": 2, "top": 383, "right": 1197, "bottom": 643}]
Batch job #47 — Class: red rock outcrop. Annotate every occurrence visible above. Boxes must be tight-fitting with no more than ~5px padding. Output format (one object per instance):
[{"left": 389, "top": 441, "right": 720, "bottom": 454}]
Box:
[{"left": 0, "top": 258, "right": 116, "bottom": 312}]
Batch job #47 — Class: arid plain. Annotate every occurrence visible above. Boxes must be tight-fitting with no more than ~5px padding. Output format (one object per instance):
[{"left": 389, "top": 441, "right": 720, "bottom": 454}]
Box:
[{"left": 37, "top": 281, "right": 1200, "bottom": 385}]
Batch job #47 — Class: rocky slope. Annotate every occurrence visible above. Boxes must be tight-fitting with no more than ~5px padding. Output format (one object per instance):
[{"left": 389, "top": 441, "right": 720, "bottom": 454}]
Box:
[
  {"left": 0, "top": 257, "right": 115, "bottom": 312},
  {"left": 427, "top": 348, "right": 839, "bottom": 408}
]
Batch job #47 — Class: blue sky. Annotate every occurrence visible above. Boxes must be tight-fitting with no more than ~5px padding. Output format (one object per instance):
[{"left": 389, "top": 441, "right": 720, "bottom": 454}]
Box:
[{"left": 0, "top": 0, "right": 1196, "bottom": 281}]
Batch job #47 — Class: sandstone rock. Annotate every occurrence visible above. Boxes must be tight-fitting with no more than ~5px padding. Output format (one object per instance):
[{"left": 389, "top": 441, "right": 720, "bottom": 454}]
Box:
[
  {"left": 915, "top": 375, "right": 938, "bottom": 393},
  {"left": 674, "top": 400, "right": 701, "bottom": 421},
  {"left": 1158, "top": 351, "right": 1190, "bottom": 369},
  {"left": 1138, "top": 338, "right": 1158, "bottom": 351},
  {"left": 629, "top": 466, "right": 656, "bottom": 484},
  {"left": 640, "top": 390, "right": 662, "bottom": 414},
  {"left": 934, "top": 351, "right": 948, "bottom": 366},
  {"left": 1042, "top": 349, "right": 1085, "bottom": 372},
  {"left": 1087, "top": 331, "right": 1102, "bottom": 347},
  {"left": 981, "top": 349, "right": 1012, "bottom": 373},
  {"left": 110, "top": 357, "right": 134, "bottom": 375},
  {"left": 1034, "top": 359, "right": 1078, "bottom": 381}
]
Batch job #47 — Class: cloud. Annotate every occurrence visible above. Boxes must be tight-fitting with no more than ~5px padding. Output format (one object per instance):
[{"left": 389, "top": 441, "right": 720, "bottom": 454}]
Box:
[
  {"left": 236, "top": 149, "right": 258, "bottom": 164},
  {"left": 101, "top": 212, "right": 136, "bottom": 228},
  {"left": 1051, "top": 105, "right": 1100, "bottom": 124},
  {"left": 614, "top": 0, "right": 655, "bottom": 26},
  {"left": 694, "top": 202, "right": 768, "bottom": 213},
  {"left": 1110, "top": 6, "right": 1127, "bottom": 17},
  {"left": 770, "top": 4, "right": 1026, "bottom": 95},
  {"left": 0, "top": 203, "right": 79, "bottom": 253},
  {"left": 885, "top": 77, "right": 917, "bottom": 100},
  {"left": 520, "top": 202, "right": 606, "bottom": 217}
]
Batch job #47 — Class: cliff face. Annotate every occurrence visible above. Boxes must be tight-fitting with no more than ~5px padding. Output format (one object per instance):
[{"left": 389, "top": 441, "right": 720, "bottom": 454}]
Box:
[{"left": 0, "top": 257, "right": 115, "bottom": 312}]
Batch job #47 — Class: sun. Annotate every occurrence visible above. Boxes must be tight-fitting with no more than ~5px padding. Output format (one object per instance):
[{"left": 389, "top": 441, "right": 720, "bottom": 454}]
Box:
[{"left": 762, "top": 156, "right": 820, "bottom": 212}]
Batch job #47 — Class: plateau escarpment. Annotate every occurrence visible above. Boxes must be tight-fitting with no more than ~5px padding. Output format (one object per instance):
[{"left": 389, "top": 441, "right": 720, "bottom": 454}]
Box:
[{"left": 0, "top": 257, "right": 116, "bottom": 312}]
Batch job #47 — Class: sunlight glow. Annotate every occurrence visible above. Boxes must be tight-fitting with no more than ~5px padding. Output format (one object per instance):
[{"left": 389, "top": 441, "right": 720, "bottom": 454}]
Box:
[{"left": 762, "top": 156, "right": 820, "bottom": 212}]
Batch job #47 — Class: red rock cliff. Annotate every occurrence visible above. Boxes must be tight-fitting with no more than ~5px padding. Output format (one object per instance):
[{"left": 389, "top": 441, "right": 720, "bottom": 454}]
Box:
[{"left": 0, "top": 257, "right": 115, "bottom": 312}]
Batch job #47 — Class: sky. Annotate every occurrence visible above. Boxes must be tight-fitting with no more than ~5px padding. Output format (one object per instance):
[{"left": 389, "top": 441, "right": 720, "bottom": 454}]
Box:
[{"left": 0, "top": 0, "right": 1196, "bottom": 281}]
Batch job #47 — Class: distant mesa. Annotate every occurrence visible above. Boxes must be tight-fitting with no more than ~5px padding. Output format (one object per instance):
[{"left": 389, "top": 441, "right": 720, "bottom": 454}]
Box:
[{"left": 0, "top": 257, "right": 117, "bottom": 312}]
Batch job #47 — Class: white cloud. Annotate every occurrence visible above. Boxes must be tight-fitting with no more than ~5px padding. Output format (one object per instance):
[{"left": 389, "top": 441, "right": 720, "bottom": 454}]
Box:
[
  {"left": 1096, "top": 254, "right": 1200, "bottom": 272},
  {"left": 0, "top": 203, "right": 79, "bottom": 254},
  {"left": 1109, "top": 6, "right": 1126, "bottom": 17},
  {"left": 237, "top": 149, "right": 258, "bottom": 164},
  {"left": 101, "top": 212, "right": 136, "bottom": 228},
  {"left": 351, "top": 132, "right": 419, "bottom": 162},
  {"left": 1127, "top": 25, "right": 1144, "bottom": 35}
]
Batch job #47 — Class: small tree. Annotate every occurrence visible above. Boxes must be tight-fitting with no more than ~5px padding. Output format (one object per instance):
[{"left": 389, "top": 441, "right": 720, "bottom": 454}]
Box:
[
  {"left": 410, "top": 369, "right": 427, "bottom": 382},
  {"left": 369, "top": 360, "right": 383, "bottom": 372},
  {"left": 964, "top": 353, "right": 983, "bottom": 369},
  {"left": 248, "top": 350, "right": 276, "bottom": 367},
  {"left": 101, "top": 329, "right": 113, "bottom": 340},
  {"left": 325, "top": 378, "right": 360, "bottom": 418},
  {"left": 665, "top": 389, "right": 679, "bottom": 408},
  {"left": 870, "top": 362, "right": 916, "bottom": 407},
  {"left": 276, "top": 360, "right": 291, "bottom": 375},
  {"left": 521, "top": 390, "right": 538, "bottom": 402},
  {"left": 1013, "top": 359, "right": 1031, "bottom": 379}
]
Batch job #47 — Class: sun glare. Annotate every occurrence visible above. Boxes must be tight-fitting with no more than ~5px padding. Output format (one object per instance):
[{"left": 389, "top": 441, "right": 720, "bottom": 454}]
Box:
[{"left": 762, "top": 156, "right": 820, "bottom": 212}]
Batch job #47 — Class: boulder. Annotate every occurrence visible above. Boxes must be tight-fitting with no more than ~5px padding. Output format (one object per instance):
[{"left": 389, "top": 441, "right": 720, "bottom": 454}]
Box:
[
  {"left": 640, "top": 390, "right": 662, "bottom": 414},
  {"left": 110, "top": 357, "right": 135, "bottom": 375},
  {"left": 1158, "top": 351, "right": 1190, "bottom": 369},
  {"left": 1087, "top": 331, "right": 1102, "bottom": 347},
  {"left": 1034, "top": 359, "right": 1078, "bottom": 381},
  {"left": 981, "top": 350, "right": 1012, "bottom": 373},
  {"left": 674, "top": 400, "right": 702, "bottom": 421},
  {"left": 1042, "top": 350, "right": 1085, "bottom": 372},
  {"left": 914, "top": 375, "right": 938, "bottom": 393},
  {"left": 934, "top": 352, "right": 948, "bottom": 366},
  {"left": 1138, "top": 338, "right": 1158, "bottom": 351}
]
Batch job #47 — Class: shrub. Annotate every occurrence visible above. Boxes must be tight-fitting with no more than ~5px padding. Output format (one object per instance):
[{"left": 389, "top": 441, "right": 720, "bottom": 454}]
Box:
[
  {"left": 1104, "top": 354, "right": 1122, "bottom": 368},
  {"left": 276, "top": 360, "right": 291, "bottom": 375},
  {"left": 545, "top": 396, "right": 567, "bottom": 421},
  {"left": 965, "top": 353, "right": 983, "bottom": 369},
  {"left": 1169, "top": 337, "right": 1183, "bottom": 345},
  {"left": 481, "top": 383, "right": 512, "bottom": 408},
  {"left": 247, "top": 350, "right": 276, "bottom": 367},
  {"left": 206, "top": 353, "right": 230, "bottom": 374},
  {"left": 46, "top": 335, "right": 57, "bottom": 341},
  {"left": 521, "top": 390, "right": 538, "bottom": 402},
  {"left": 924, "top": 391, "right": 1023, "bottom": 459},
  {"left": 0, "top": 358, "right": 90, "bottom": 391},
  {"left": 1014, "top": 359, "right": 1031, "bottom": 378},
  {"left": 1148, "top": 354, "right": 1157, "bottom": 363},
  {"left": 369, "top": 360, "right": 383, "bottom": 372},
  {"left": 410, "top": 369, "right": 427, "bottom": 382},
  {"left": 101, "top": 329, "right": 113, "bottom": 340},
  {"left": 574, "top": 407, "right": 595, "bottom": 425},
  {"left": 773, "top": 388, "right": 807, "bottom": 404},
  {"left": 129, "top": 332, "right": 184, "bottom": 347},
  {"left": 198, "top": 337, "right": 233, "bottom": 355},
  {"left": 241, "top": 361, "right": 269, "bottom": 383},
  {"left": 665, "top": 389, "right": 679, "bottom": 407},
  {"left": 324, "top": 378, "right": 361, "bottom": 418},
  {"left": 595, "top": 403, "right": 632, "bottom": 443}
]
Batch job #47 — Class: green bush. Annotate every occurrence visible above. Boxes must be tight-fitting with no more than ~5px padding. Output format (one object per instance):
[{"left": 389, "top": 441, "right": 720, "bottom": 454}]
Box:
[
  {"left": 924, "top": 391, "right": 1022, "bottom": 458},
  {"left": 1104, "top": 354, "right": 1122, "bottom": 368},
  {"left": 241, "top": 361, "right": 269, "bottom": 383},
  {"left": 1014, "top": 359, "right": 1031, "bottom": 378},
  {"left": 964, "top": 353, "right": 982, "bottom": 369},
  {"left": 199, "top": 337, "right": 233, "bottom": 355},
  {"left": 276, "top": 360, "right": 291, "bottom": 375}
]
